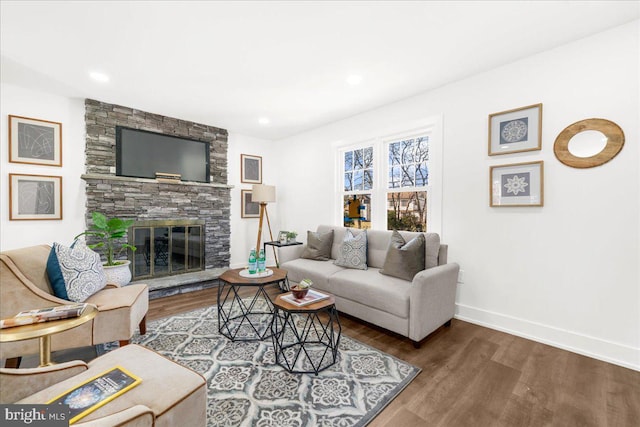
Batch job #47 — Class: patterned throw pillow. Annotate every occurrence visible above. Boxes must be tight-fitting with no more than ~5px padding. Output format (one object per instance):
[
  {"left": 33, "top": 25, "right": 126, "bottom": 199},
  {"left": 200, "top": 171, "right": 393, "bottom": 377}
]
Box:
[
  {"left": 46, "top": 240, "right": 107, "bottom": 302},
  {"left": 334, "top": 229, "right": 367, "bottom": 270},
  {"left": 379, "top": 230, "right": 426, "bottom": 281}
]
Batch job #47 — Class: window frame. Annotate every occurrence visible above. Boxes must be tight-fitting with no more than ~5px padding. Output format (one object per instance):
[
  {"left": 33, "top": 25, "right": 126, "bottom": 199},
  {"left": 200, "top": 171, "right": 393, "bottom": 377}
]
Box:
[{"left": 335, "top": 115, "right": 443, "bottom": 234}]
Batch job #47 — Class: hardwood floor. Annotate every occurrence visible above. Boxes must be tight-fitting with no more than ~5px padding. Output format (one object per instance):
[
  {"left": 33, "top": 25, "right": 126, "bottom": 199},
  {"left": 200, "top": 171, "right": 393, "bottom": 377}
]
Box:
[{"left": 150, "top": 285, "right": 640, "bottom": 427}]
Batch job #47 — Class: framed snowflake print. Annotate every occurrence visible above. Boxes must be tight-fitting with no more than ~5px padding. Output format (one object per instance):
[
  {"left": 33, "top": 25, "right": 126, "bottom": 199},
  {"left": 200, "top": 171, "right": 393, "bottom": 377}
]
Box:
[
  {"left": 490, "top": 161, "right": 543, "bottom": 207},
  {"left": 488, "top": 104, "right": 542, "bottom": 156}
]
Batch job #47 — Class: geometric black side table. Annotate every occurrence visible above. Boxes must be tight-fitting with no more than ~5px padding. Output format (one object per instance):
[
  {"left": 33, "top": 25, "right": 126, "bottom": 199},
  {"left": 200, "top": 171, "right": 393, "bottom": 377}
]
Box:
[
  {"left": 271, "top": 292, "right": 341, "bottom": 375},
  {"left": 217, "top": 267, "right": 288, "bottom": 341}
]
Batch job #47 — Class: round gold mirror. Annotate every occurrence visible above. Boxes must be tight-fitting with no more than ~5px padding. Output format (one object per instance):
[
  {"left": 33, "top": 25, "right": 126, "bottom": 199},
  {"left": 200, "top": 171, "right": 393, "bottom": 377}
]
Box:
[{"left": 554, "top": 118, "right": 624, "bottom": 168}]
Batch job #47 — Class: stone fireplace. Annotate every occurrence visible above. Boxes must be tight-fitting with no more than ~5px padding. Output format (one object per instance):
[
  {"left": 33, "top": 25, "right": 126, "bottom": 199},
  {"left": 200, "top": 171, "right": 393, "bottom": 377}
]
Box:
[
  {"left": 129, "top": 219, "right": 205, "bottom": 280},
  {"left": 81, "top": 99, "right": 231, "bottom": 276}
]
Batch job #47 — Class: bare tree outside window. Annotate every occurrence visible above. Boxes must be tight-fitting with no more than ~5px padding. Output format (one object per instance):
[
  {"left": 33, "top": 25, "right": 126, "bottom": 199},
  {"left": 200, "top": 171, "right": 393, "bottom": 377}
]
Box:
[{"left": 387, "top": 136, "right": 429, "bottom": 231}]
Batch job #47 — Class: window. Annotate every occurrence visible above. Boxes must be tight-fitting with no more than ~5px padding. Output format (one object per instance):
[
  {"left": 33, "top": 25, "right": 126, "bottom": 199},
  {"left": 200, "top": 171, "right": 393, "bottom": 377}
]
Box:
[
  {"left": 338, "top": 119, "right": 440, "bottom": 233},
  {"left": 386, "top": 136, "right": 428, "bottom": 232},
  {"left": 342, "top": 147, "right": 373, "bottom": 229}
]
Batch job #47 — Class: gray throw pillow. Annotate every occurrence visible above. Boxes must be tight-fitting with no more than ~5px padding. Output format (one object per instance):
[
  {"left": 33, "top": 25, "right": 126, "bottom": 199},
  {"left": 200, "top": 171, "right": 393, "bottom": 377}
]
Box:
[
  {"left": 379, "top": 230, "right": 426, "bottom": 281},
  {"left": 301, "top": 230, "right": 334, "bottom": 261},
  {"left": 334, "top": 229, "right": 367, "bottom": 270}
]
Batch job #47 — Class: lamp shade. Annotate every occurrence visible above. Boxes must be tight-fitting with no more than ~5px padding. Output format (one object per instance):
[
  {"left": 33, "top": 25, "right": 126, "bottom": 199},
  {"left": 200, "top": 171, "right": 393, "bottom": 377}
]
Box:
[{"left": 251, "top": 184, "right": 276, "bottom": 203}]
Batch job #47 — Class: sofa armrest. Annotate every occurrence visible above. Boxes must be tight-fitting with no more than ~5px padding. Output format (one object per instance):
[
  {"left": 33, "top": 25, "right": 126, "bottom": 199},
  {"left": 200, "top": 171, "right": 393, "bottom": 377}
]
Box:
[
  {"left": 1, "top": 360, "right": 89, "bottom": 403},
  {"left": 278, "top": 245, "right": 306, "bottom": 265},
  {"left": 77, "top": 405, "right": 154, "bottom": 427},
  {"left": 408, "top": 262, "right": 459, "bottom": 342}
]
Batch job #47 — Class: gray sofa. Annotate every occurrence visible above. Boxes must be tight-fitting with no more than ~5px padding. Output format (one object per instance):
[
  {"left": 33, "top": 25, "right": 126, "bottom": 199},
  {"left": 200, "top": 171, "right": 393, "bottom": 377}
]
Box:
[{"left": 278, "top": 225, "right": 459, "bottom": 346}]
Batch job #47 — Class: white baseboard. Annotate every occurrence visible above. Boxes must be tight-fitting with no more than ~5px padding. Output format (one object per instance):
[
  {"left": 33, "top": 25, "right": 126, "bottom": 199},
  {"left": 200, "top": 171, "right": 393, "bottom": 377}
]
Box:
[{"left": 455, "top": 303, "right": 639, "bottom": 371}]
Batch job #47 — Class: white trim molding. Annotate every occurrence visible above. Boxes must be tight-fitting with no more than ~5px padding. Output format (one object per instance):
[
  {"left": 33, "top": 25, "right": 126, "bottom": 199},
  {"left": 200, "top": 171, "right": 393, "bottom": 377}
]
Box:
[{"left": 455, "top": 303, "right": 640, "bottom": 371}]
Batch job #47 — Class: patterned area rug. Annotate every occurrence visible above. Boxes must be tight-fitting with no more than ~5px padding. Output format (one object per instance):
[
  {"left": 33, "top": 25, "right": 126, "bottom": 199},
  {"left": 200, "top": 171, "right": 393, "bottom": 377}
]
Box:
[{"left": 106, "top": 303, "right": 420, "bottom": 426}]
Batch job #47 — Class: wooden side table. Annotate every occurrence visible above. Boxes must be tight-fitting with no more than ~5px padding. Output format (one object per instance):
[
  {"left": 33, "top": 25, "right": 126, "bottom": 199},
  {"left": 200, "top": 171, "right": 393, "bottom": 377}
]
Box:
[
  {"left": 271, "top": 292, "right": 341, "bottom": 375},
  {"left": 0, "top": 305, "right": 98, "bottom": 367}
]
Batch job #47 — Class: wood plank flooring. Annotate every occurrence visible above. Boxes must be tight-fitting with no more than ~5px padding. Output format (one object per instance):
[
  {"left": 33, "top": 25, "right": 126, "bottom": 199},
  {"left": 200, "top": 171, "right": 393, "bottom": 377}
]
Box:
[{"left": 150, "top": 285, "right": 640, "bottom": 427}]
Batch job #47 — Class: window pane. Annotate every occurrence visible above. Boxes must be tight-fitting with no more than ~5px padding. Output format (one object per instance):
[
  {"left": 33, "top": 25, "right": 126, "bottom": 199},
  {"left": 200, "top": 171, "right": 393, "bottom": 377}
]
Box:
[
  {"left": 401, "top": 139, "right": 414, "bottom": 164},
  {"left": 353, "top": 170, "right": 364, "bottom": 190},
  {"left": 344, "top": 172, "right": 353, "bottom": 191},
  {"left": 389, "top": 166, "right": 401, "bottom": 188},
  {"left": 401, "top": 165, "right": 415, "bottom": 187},
  {"left": 364, "top": 147, "right": 373, "bottom": 168},
  {"left": 416, "top": 137, "right": 429, "bottom": 162},
  {"left": 354, "top": 149, "right": 364, "bottom": 170},
  {"left": 389, "top": 142, "right": 401, "bottom": 165},
  {"left": 387, "top": 191, "right": 427, "bottom": 232},
  {"left": 343, "top": 194, "right": 371, "bottom": 229},
  {"left": 416, "top": 163, "right": 428, "bottom": 186},
  {"left": 344, "top": 151, "right": 353, "bottom": 172},
  {"left": 364, "top": 169, "right": 373, "bottom": 190}
]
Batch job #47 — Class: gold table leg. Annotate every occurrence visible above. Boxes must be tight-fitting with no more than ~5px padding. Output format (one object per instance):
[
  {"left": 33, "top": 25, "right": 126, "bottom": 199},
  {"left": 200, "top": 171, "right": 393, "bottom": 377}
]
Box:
[{"left": 39, "top": 335, "right": 53, "bottom": 367}]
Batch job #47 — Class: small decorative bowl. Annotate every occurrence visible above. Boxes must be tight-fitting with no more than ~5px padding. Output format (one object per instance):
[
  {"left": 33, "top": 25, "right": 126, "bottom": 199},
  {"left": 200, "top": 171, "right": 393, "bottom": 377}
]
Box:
[{"left": 291, "top": 286, "right": 309, "bottom": 299}]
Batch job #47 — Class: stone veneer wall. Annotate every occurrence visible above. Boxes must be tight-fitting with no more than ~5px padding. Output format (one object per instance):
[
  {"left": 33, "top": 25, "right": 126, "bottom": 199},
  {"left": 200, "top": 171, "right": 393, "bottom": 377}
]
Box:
[{"left": 82, "top": 99, "right": 231, "bottom": 269}]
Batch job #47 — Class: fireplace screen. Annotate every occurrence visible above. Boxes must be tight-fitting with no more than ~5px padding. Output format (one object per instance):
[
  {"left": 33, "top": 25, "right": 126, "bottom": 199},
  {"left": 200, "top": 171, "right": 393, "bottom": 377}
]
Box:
[{"left": 129, "top": 220, "right": 205, "bottom": 280}]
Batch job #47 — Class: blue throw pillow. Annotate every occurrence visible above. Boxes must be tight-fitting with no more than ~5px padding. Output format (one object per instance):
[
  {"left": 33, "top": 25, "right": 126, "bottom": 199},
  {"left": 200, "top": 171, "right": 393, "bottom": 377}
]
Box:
[
  {"left": 46, "top": 240, "right": 107, "bottom": 302},
  {"left": 47, "top": 247, "right": 70, "bottom": 300}
]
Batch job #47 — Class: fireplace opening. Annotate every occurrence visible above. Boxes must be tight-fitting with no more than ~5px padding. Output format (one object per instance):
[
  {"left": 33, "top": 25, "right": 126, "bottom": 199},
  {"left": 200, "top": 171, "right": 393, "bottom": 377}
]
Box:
[{"left": 128, "top": 219, "right": 205, "bottom": 280}]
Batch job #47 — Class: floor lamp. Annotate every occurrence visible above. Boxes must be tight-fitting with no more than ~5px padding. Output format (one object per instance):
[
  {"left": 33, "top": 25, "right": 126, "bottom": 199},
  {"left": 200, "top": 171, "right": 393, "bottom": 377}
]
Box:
[{"left": 252, "top": 184, "right": 277, "bottom": 265}]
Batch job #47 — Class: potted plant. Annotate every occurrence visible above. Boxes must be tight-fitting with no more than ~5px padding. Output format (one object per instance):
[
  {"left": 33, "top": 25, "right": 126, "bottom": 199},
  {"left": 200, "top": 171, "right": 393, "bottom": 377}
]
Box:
[
  {"left": 75, "top": 212, "right": 137, "bottom": 286},
  {"left": 287, "top": 231, "right": 298, "bottom": 243}
]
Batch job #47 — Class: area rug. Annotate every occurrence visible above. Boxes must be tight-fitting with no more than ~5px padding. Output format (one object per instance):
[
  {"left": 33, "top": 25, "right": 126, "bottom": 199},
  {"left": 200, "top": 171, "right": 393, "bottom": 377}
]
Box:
[{"left": 103, "top": 303, "right": 420, "bottom": 427}]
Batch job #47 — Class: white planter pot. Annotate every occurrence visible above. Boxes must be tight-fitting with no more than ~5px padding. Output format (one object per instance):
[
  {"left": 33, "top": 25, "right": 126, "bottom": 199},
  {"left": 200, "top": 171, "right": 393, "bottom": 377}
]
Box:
[{"left": 103, "top": 260, "right": 132, "bottom": 286}]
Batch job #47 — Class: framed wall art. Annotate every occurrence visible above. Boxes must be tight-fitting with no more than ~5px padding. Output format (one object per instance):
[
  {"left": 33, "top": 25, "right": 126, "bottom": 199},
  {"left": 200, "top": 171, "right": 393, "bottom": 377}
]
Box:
[
  {"left": 9, "top": 115, "right": 62, "bottom": 166},
  {"left": 241, "top": 154, "right": 262, "bottom": 184},
  {"left": 9, "top": 173, "right": 63, "bottom": 220},
  {"left": 241, "top": 189, "right": 260, "bottom": 218},
  {"left": 488, "top": 104, "right": 542, "bottom": 156},
  {"left": 490, "top": 161, "right": 543, "bottom": 207}
]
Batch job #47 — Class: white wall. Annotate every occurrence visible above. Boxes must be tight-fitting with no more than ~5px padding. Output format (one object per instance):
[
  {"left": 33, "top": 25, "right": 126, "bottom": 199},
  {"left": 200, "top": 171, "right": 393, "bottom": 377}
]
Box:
[
  {"left": 0, "top": 84, "right": 86, "bottom": 250},
  {"left": 273, "top": 21, "right": 640, "bottom": 369},
  {"left": 227, "top": 133, "right": 281, "bottom": 268},
  {"left": 0, "top": 83, "right": 276, "bottom": 271}
]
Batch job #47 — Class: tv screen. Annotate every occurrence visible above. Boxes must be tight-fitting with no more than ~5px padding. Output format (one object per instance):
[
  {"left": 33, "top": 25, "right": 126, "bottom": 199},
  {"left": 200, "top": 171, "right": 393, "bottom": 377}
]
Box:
[{"left": 116, "top": 127, "right": 210, "bottom": 183}]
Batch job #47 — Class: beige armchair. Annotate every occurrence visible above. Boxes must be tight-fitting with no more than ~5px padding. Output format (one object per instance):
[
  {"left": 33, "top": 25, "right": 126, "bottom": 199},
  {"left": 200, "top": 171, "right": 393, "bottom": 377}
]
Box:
[
  {"left": 0, "top": 344, "right": 206, "bottom": 427},
  {"left": 1, "top": 245, "right": 148, "bottom": 367}
]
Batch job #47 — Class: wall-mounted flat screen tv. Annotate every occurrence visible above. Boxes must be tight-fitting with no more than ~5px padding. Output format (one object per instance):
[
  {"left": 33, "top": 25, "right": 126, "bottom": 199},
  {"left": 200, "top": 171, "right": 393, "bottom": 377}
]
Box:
[{"left": 116, "top": 126, "right": 210, "bottom": 183}]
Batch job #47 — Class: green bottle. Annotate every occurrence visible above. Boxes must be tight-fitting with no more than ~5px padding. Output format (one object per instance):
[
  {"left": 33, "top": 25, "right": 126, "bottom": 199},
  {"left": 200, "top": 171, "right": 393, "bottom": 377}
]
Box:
[
  {"left": 258, "top": 248, "right": 266, "bottom": 273},
  {"left": 248, "top": 248, "right": 257, "bottom": 274}
]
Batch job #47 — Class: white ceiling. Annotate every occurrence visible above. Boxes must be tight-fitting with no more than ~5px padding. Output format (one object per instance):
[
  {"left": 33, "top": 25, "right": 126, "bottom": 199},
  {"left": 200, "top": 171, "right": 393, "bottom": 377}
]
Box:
[{"left": 1, "top": 1, "right": 638, "bottom": 140}]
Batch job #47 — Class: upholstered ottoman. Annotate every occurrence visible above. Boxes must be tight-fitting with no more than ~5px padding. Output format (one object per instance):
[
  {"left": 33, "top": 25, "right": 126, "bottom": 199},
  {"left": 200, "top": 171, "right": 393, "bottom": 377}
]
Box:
[{"left": 15, "top": 344, "right": 206, "bottom": 426}]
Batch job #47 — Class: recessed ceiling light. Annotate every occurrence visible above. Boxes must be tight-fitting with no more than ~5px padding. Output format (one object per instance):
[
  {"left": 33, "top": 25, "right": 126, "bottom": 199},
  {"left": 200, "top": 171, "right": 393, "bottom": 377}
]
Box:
[
  {"left": 258, "top": 117, "right": 270, "bottom": 125},
  {"left": 89, "top": 71, "right": 110, "bottom": 83},
  {"left": 346, "top": 75, "right": 363, "bottom": 85}
]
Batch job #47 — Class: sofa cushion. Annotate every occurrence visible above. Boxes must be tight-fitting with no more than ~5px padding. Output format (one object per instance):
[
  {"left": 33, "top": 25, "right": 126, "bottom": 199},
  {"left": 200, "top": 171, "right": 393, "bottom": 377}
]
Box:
[
  {"left": 46, "top": 241, "right": 107, "bottom": 302},
  {"left": 334, "top": 229, "right": 367, "bottom": 270},
  {"left": 380, "top": 230, "right": 425, "bottom": 281},
  {"left": 328, "top": 267, "right": 411, "bottom": 318},
  {"left": 280, "top": 258, "right": 345, "bottom": 293},
  {"left": 317, "top": 225, "right": 347, "bottom": 260},
  {"left": 301, "top": 230, "right": 334, "bottom": 261}
]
